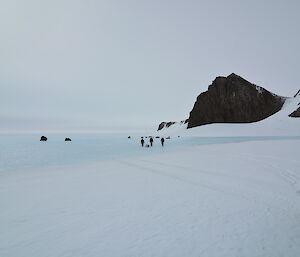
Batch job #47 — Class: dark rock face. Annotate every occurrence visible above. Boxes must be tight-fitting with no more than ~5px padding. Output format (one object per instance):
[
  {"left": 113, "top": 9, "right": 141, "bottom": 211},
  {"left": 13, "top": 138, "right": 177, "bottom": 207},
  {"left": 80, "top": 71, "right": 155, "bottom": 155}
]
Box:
[
  {"left": 289, "top": 90, "right": 300, "bottom": 117},
  {"left": 187, "top": 73, "right": 286, "bottom": 128},
  {"left": 157, "top": 121, "right": 176, "bottom": 131},
  {"left": 65, "top": 138, "right": 72, "bottom": 141},
  {"left": 157, "top": 119, "right": 188, "bottom": 131},
  {"left": 289, "top": 107, "right": 300, "bottom": 117},
  {"left": 40, "top": 136, "right": 47, "bottom": 141}
]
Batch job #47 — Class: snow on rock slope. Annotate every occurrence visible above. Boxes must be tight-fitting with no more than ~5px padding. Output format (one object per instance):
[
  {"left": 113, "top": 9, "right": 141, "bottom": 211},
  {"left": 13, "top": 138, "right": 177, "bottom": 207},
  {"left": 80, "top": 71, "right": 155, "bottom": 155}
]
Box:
[
  {"left": 1, "top": 139, "right": 300, "bottom": 257},
  {"left": 157, "top": 93, "right": 300, "bottom": 137},
  {"left": 288, "top": 90, "right": 300, "bottom": 117}
]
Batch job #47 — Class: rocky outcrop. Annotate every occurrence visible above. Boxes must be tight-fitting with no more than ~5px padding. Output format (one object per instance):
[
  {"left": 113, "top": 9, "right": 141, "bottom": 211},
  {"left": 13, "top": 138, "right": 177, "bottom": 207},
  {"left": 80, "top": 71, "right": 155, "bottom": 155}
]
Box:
[
  {"left": 289, "top": 91, "right": 300, "bottom": 117},
  {"left": 40, "top": 136, "right": 47, "bottom": 141},
  {"left": 289, "top": 107, "right": 300, "bottom": 117},
  {"left": 158, "top": 122, "right": 176, "bottom": 131},
  {"left": 187, "top": 73, "right": 286, "bottom": 128},
  {"left": 157, "top": 119, "right": 188, "bottom": 131}
]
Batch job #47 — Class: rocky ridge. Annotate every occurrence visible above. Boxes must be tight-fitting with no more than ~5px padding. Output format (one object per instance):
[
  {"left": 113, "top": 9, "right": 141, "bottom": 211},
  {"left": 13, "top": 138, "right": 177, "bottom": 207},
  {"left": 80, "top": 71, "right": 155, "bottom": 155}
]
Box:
[
  {"left": 157, "top": 73, "right": 300, "bottom": 131},
  {"left": 187, "top": 73, "right": 286, "bottom": 128}
]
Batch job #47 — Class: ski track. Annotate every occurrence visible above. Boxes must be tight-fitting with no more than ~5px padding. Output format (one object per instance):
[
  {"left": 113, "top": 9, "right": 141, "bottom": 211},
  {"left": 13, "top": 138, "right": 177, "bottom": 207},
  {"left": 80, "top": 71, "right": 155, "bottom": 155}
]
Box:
[{"left": 131, "top": 157, "right": 300, "bottom": 214}]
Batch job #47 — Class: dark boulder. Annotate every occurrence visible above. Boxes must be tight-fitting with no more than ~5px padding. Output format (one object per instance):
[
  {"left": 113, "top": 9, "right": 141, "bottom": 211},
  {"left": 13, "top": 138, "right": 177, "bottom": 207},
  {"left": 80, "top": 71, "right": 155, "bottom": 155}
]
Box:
[
  {"left": 65, "top": 138, "right": 72, "bottom": 141},
  {"left": 40, "top": 136, "right": 47, "bottom": 141},
  {"left": 187, "top": 73, "right": 286, "bottom": 128}
]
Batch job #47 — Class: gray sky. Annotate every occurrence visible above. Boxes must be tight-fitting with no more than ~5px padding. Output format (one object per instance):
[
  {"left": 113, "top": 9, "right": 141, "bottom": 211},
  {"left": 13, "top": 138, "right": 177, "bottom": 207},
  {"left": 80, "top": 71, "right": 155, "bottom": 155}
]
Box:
[{"left": 1, "top": 0, "right": 299, "bottom": 132}]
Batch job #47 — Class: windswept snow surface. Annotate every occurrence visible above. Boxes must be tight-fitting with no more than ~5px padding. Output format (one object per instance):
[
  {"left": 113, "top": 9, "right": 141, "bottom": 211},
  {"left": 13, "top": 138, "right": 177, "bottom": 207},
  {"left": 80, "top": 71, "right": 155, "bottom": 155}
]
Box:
[
  {"left": 1, "top": 134, "right": 300, "bottom": 257},
  {"left": 1, "top": 97, "right": 300, "bottom": 257}
]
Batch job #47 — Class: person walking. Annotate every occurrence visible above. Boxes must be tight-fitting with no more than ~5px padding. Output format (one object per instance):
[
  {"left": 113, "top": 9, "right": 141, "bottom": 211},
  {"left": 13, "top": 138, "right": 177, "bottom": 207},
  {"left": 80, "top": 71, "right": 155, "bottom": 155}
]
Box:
[
  {"left": 160, "top": 137, "right": 165, "bottom": 147},
  {"left": 141, "top": 137, "right": 145, "bottom": 147},
  {"left": 149, "top": 137, "right": 154, "bottom": 147}
]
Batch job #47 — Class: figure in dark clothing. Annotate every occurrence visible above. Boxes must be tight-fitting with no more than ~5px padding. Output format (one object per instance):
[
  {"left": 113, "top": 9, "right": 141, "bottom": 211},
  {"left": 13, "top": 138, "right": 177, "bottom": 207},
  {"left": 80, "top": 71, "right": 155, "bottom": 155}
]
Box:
[
  {"left": 149, "top": 137, "right": 154, "bottom": 147},
  {"left": 160, "top": 137, "right": 165, "bottom": 146},
  {"left": 141, "top": 138, "right": 145, "bottom": 147}
]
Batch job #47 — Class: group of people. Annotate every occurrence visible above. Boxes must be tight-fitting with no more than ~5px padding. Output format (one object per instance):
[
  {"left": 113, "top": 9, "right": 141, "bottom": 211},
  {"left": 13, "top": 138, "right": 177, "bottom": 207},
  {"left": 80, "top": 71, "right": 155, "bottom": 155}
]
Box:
[{"left": 141, "top": 137, "right": 165, "bottom": 147}]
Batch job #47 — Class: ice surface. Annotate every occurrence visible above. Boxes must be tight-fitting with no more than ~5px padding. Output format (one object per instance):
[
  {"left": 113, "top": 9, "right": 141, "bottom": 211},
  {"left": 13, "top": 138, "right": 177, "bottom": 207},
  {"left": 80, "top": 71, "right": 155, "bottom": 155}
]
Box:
[
  {"left": 1, "top": 135, "right": 300, "bottom": 257},
  {"left": 1, "top": 96, "right": 300, "bottom": 256}
]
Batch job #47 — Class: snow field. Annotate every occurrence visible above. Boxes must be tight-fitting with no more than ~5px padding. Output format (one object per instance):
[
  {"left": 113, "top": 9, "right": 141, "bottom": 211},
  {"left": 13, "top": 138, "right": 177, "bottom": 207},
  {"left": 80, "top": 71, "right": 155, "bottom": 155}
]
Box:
[{"left": 1, "top": 139, "right": 300, "bottom": 257}]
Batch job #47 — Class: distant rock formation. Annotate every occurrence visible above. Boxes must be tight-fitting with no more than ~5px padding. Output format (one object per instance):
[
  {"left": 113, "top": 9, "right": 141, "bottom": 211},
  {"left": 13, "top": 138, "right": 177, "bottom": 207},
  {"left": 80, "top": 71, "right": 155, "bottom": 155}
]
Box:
[
  {"left": 187, "top": 73, "right": 286, "bottom": 128},
  {"left": 289, "top": 90, "right": 300, "bottom": 117},
  {"left": 65, "top": 138, "right": 72, "bottom": 141},
  {"left": 289, "top": 107, "right": 300, "bottom": 117},
  {"left": 40, "top": 136, "right": 47, "bottom": 141},
  {"left": 157, "top": 119, "right": 188, "bottom": 131}
]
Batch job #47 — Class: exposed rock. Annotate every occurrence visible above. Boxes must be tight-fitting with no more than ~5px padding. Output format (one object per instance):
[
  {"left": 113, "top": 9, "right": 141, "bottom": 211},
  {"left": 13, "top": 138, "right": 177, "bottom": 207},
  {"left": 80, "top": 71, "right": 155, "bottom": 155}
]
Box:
[
  {"left": 65, "top": 138, "right": 72, "bottom": 141},
  {"left": 187, "top": 73, "right": 286, "bottom": 128},
  {"left": 289, "top": 99, "right": 300, "bottom": 117},
  {"left": 289, "top": 90, "right": 300, "bottom": 117},
  {"left": 40, "top": 136, "right": 47, "bottom": 141},
  {"left": 294, "top": 90, "right": 300, "bottom": 97},
  {"left": 289, "top": 107, "right": 300, "bottom": 117},
  {"left": 157, "top": 121, "right": 176, "bottom": 131}
]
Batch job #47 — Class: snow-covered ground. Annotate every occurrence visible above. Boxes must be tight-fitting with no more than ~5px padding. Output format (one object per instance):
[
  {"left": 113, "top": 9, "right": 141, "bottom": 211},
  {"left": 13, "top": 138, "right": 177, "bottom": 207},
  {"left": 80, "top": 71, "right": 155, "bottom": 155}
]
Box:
[
  {"left": 0, "top": 137, "right": 300, "bottom": 257},
  {"left": 1, "top": 97, "right": 300, "bottom": 257}
]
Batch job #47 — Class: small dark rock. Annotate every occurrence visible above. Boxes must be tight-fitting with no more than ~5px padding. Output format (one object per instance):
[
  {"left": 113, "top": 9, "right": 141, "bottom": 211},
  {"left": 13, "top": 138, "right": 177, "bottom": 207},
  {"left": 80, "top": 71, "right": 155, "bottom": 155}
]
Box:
[
  {"left": 40, "top": 136, "right": 47, "bottom": 141},
  {"left": 65, "top": 138, "right": 72, "bottom": 141}
]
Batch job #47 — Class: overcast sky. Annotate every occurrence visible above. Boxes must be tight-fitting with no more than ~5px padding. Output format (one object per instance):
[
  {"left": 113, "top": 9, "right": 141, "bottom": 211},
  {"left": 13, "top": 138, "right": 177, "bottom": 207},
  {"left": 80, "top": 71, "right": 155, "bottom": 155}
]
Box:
[{"left": 1, "top": 0, "right": 299, "bottom": 132}]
